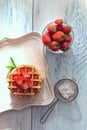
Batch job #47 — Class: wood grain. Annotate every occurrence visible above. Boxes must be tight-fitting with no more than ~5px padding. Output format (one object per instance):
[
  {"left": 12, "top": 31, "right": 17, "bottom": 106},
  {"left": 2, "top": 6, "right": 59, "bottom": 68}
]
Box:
[
  {"left": 0, "top": 107, "right": 31, "bottom": 130},
  {"left": 0, "top": 0, "right": 32, "bottom": 40}
]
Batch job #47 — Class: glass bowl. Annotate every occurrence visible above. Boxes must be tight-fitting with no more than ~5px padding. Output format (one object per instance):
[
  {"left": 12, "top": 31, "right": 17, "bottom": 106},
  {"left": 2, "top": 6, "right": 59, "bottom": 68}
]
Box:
[{"left": 42, "top": 21, "right": 74, "bottom": 54}]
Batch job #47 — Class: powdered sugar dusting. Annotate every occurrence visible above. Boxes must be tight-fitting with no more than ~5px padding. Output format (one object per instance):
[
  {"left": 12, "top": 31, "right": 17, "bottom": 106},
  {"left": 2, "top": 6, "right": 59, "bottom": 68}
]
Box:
[{"left": 58, "top": 81, "right": 74, "bottom": 99}]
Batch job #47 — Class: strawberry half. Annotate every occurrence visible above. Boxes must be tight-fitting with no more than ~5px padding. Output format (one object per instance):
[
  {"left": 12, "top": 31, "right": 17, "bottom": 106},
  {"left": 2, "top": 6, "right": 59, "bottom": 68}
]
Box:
[
  {"left": 21, "top": 79, "right": 32, "bottom": 89},
  {"left": 13, "top": 74, "right": 19, "bottom": 80},
  {"left": 13, "top": 75, "right": 24, "bottom": 85},
  {"left": 20, "top": 69, "right": 30, "bottom": 78},
  {"left": 21, "top": 82, "right": 29, "bottom": 90}
]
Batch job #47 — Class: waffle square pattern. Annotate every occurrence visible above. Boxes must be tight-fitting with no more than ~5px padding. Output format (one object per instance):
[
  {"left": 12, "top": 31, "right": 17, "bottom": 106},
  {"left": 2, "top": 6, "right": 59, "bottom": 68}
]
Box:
[{"left": 7, "top": 65, "right": 43, "bottom": 97}]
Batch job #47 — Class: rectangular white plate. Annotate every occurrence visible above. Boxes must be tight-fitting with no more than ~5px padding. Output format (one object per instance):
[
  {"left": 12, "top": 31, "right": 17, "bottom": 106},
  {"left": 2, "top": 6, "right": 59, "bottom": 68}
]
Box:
[{"left": 0, "top": 32, "right": 54, "bottom": 112}]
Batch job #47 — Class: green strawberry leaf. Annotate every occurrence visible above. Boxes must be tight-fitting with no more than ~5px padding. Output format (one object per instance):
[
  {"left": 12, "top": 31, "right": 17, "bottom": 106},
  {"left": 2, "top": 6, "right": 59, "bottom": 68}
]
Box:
[
  {"left": 6, "top": 57, "right": 17, "bottom": 76},
  {"left": 6, "top": 65, "right": 12, "bottom": 69},
  {"left": 10, "top": 57, "right": 16, "bottom": 67},
  {"left": 6, "top": 65, "right": 16, "bottom": 69}
]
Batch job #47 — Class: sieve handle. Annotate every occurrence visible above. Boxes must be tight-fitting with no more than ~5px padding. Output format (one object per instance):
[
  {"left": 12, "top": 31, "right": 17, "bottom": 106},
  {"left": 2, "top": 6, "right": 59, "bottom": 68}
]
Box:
[{"left": 40, "top": 99, "right": 59, "bottom": 124}]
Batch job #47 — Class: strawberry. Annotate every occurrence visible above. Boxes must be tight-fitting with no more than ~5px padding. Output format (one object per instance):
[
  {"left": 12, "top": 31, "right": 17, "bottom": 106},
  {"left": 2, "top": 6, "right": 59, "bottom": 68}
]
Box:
[
  {"left": 14, "top": 75, "right": 24, "bottom": 85},
  {"left": 55, "top": 19, "right": 63, "bottom": 25},
  {"left": 60, "top": 41, "right": 70, "bottom": 51},
  {"left": 63, "top": 25, "right": 71, "bottom": 34},
  {"left": 49, "top": 41, "right": 60, "bottom": 51},
  {"left": 45, "top": 31, "right": 51, "bottom": 37},
  {"left": 21, "top": 78, "right": 32, "bottom": 89},
  {"left": 65, "top": 34, "right": 72, "bottom": 42},
  {"left": 45, "top": 31, "right": 53, "bottom": 40},
  {"left": 47, "top": 24, "right": 57, "bottom": 33},
  {"left": 20, "top": 69, "right": 30, "bottom": 78},
  {"left": 24, "top": 77, "right": 32, "bottom": 86},
  {"left": 13, "top": 74, "right": 19, "bottom": 80},
  {"left": 52, "top": 31, "right": 65, "bottom": 42},
  {"left": 12, "top": 69, "right": 33, "bottom": 90},
  {"left": 21, "top": 82, "right": 29, "bottom": 90},
  {"left": 42, "top": 34, "right": 51, "bottom": 45},
  {"left": 57, "top": 25, "right": 63, "bottom": 31}
]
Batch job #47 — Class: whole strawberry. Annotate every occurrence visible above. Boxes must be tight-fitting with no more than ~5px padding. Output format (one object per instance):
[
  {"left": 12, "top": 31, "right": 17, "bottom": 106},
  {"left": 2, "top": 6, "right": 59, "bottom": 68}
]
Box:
[
  {"left": 52, "top": 31, "right": 65, "bottom": 42},
  {"left": 49, "top": 41, "right": 60, "bottom": 51},
  {"left": 65, "top": 34, "right": 72, "bottom": 42},
  {"left": 42, "top": 34, "right": 51, "bottom": 45},
  {"left": 63, "top": 25, "right": 71, "bottom": 34},
  {"left": 47, "top": 24, "right": 57, "bottom": 33},
  {"left": 55, "top": 19, "right": 63, "bottom": 25},
  {"left": 60, "top": 41, "right": 70, "bottom": 51},
  {"left": 57, "top": 25, "right": 63, "bottom": 31}
]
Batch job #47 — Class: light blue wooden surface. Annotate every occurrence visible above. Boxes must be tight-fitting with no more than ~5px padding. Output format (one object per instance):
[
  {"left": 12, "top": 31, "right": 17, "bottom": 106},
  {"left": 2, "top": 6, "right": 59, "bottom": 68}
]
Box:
[{"left": 0, "top": 0, "right": 87, "bottom": 130}]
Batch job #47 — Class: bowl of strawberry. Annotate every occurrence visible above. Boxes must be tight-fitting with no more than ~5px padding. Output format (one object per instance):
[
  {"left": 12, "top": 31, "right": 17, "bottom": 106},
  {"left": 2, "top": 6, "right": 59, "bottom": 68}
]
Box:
[{"left": 42, "top": 19, "right": 74, "bottom": 53}]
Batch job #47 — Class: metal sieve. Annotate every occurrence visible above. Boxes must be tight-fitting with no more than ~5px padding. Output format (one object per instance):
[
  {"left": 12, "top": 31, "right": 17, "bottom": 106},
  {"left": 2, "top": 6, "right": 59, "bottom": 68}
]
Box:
[{"left": 40, "top": 79, "right": 79, "bottom": 124}]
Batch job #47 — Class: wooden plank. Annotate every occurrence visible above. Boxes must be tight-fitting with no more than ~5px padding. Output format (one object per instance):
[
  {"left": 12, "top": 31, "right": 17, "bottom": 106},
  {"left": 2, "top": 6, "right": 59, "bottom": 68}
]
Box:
[
  {"left": 0, "top": 0, "right": 32, "bottom": 130},
  {"left": 0, "top": 0, "right": 32, "bottom": 40},
  {"left": 0, "top": 108, "right": 31, "bottom": 130},
  {"left": 32, "top": 0, "right": 87, "bottom": 130}
]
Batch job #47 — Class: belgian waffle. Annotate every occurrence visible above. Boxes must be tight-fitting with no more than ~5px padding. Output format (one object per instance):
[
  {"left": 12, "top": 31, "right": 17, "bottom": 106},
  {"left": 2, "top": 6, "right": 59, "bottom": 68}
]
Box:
[{"left": 7, "top": 65, "right": 43, "bottom": 96}]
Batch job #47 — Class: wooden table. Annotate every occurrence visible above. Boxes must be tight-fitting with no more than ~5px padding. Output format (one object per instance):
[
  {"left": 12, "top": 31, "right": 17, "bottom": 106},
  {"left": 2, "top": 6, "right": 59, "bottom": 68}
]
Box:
[{"left": 0, "top": 0, "right": 87, "bottom": 130}]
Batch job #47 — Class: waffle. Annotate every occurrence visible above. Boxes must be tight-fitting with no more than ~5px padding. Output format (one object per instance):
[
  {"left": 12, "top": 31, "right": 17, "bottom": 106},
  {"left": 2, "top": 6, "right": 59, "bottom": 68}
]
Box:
[{"left": 7, "top": 65, "right": 43, "bottom": 96}]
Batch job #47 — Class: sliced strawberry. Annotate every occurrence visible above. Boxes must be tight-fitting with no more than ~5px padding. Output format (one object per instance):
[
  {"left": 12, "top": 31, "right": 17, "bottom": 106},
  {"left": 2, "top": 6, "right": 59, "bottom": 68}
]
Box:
[
  {"left": 55, "top": 19, "right": 63, "bottom": 25},
  {"left": 63, "top": 25, "right": 71, "bottom": 34},
  {"left": 21, "top": 82, "right": 29, "bottom": 90},
  {"left": 47, "top": 24, "right": 57, "bottom": 33},
  {"left": 12, "top": 74, "right": 19, "bottom": 80},
  {"left": 21, "top": 78, "right": 32, "bottom": 90},
  {"left": 20, "top": 69, "right": 30, "bottom": 78},
  {"left": 14, "top": 75, "right": 24, "bottom": 85},
  {"left": 25, "top": 77, "right": 32, "bottom": 86},
  {"left": 52, "top": 31, "right": 65, "bottom": 42},
  {"left": 42, "top": 34, "right": 51, "bottom": 45}
]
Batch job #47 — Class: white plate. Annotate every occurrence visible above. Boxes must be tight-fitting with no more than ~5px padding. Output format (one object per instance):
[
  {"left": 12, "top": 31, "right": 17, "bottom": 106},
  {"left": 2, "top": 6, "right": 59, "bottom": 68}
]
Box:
[{"left": 0, "top": 32, "right": 54, "bottom": 113}]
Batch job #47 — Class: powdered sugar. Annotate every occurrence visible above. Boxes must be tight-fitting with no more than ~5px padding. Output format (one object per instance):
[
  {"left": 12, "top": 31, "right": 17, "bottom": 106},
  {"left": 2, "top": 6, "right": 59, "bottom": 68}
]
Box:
[{"left": 58, "top": 81, "right": 74, "bottom": 99}]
